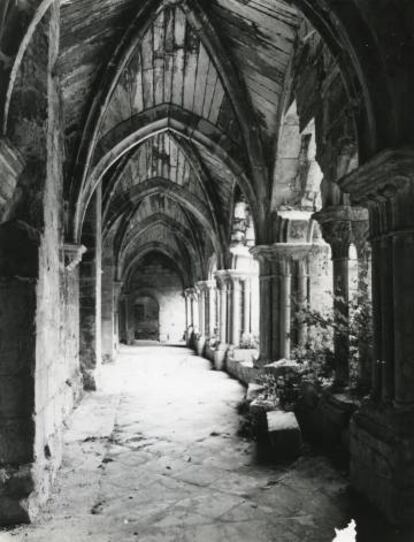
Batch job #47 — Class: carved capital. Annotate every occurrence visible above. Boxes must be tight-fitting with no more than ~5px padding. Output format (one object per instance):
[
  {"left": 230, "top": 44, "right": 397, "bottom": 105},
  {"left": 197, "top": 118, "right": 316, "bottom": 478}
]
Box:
[
  {"left": 313, "top": 206, "right": 353, "bottom": 259},
  {"left": 63, "top": 243, "right": 86, "bottom": 271},
  {"left": 214, "top": 270, "right": 230, "bottom": 289},
  {"left": 274, "top": 210, "right": 313, "bottom": 243}
]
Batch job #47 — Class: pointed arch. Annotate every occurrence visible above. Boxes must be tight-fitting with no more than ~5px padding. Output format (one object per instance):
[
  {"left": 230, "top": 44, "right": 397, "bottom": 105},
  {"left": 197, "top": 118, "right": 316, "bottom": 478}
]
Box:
[{"left": 73, "top": 106, "right": 259, "bottom": 243}]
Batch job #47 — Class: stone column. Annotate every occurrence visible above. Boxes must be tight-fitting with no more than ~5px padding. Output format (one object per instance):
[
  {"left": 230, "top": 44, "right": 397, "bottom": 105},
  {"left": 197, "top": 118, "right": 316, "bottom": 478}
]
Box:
[
  {"left": 215, "top": 272, "right": 229, "bottom": 345},
  {"left": 184, "top": 289, "right": 192, "bottom": 329},
  {"left": 191, "top": 288, "right": 199, "bottom": 333},
  {"left": 274, "top": 245, "right": 311, "bottom": 360},
  {"left": 297, "top": 258, "right": 309, "bottom": 347},
  {"left": 314, "top": 206, "right": 352, "bottom": 387},
  {"left": 124, "top": 293, "right": 134, "bottom": 345},
  {"left": 101, "top": 245, "right": 115, "bottom": 364},
  {"left": 280, "top": 257, "right": 292, "bottom": 359},
  {"left": 351, "top": 211, "right": 372, "bottom": 390},
  {"left": 250, "top": 247, "right": 276, "bottom": 365},
  {"left": 251, "top": 272, "right": 260, "bottom": 340},
  {"left": 206, "top": 280, "right": 217, "bottom": 337},
  {"left": 229, "top": 274, "right": 242, "bottom": 347},
  {"left": 113, "top": 281, "right": 123, "bottom": 352},
  {"left": 79, "top": 185, "right": 102, "bottom": 390},
  {"left": 242, "top": 276, "right": 251, "bottom": 339},
  {"left": 118, "top": 294, "right": 127, "bottom": 344},
  {"left": 196, "top": 282, "right": 207, "bottom": 337},
  {"left": 339, "top": 149, "right": 414, "bottom": 525}
]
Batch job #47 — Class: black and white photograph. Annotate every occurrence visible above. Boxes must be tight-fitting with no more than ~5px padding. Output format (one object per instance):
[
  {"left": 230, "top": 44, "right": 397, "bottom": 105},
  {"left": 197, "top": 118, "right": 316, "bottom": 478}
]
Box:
[{"left": 0, "top": 0, "right": 413, "bottom": 540}]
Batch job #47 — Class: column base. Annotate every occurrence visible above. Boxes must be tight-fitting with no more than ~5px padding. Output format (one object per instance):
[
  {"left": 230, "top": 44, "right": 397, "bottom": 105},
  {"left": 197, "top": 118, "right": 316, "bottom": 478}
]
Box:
[
  {"left": 184, "top": 327, "right": 193, "bottom": 346},
  {"left": 213, "top": 343, "right": 228, "bottom": 371},
  {"left": 350, "top": 401, "right": 414, "bottom": 525},
  {"left": 195, "top": 335, "right": 206, "bottom": 356}
]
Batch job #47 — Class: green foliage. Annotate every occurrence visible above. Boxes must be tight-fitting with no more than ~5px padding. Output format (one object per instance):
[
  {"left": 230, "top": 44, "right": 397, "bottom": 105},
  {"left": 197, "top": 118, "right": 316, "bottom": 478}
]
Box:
[
  {"left": 293, "top": 277, "right": 373, "bottom": 391},
  {"left": 256, "top": 279, "right": 373, "bottom": 410},
  {"left": 257, "top": 371, "right": 303, "bottom": 412}
]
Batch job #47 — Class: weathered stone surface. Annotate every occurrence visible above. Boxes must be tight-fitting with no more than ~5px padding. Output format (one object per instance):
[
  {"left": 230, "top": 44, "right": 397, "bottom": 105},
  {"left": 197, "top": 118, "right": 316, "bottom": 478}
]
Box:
[
  {"left": 266, "top": 410, "right": 302, "bottom": 460},
  {"left": 6, "top": 345, "right": 382, "bottom": 541},
  {"left": 226, "top": 357, "right": 260, "bottom": 385},
  {"left": 351, "top": 404, "right": 414, "bottom": 526},
  {"left": 249, "top": 398, "right": 278, "bottom": 440}
]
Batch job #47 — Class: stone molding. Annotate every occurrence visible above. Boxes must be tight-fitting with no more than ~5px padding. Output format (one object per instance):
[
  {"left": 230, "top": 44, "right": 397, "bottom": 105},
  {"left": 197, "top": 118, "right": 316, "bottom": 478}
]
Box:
[
  {"left": 214, "top": 269, "right": 255, "bottom": 286},
  {"left": 250, "top": 243, "right": 312, "bottom": 263},
  {"left": 63, "top": 244, "right": 87, "bottom": 271},
  {"left": 338, "top": 148, "right": 414, "bottom": 206}
]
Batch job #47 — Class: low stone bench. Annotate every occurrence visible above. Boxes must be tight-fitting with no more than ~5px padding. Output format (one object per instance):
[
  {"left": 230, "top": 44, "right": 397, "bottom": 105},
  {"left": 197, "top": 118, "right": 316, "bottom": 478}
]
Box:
[
  {"left": 266, "top": 410, "right": 302, "bottom": 460},
  {"left": 249, "top": 398, "right": 277, "bottom": 439}
]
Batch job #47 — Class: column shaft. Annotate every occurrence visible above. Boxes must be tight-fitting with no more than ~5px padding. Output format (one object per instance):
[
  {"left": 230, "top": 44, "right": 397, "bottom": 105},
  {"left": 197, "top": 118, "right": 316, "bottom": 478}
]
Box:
[
  {"left": 332, "top": 256, "right": 350, "bottom": 386},
  {"left": 242, "top": 278, "right": 251, "bottom": 337},
  {"left": 297, "top": 259, "right": 308, "bottom": 347},
  {"left": 280, "top": 259, "right": 292, "bottom": 359},
  {"left": 219, "top": 283, "right": 227, "bottom": 344},
  {"left": 208, "top": 285, "right": 217, "bottom": 337},
  {"left": 231, "top": 278, "right": 242, "bottom": 346}
]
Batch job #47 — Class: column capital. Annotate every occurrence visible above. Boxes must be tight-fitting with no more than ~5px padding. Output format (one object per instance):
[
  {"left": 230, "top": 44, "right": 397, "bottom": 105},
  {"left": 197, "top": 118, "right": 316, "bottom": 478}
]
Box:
[
  {"left": 313, "top": 206, "right": 353, "bottom": 259},
  {"left": 184, "top": 287, "right": 197, "bottom": 299},
  {"left": 214, "top": 270, "right": 230, "bottom": 287},
  {"left": 205, "top": 280, "right": 216, "bottom": 290},
  {"left": 338, "top": 148, "right": 414, "bottom": 206},
  {"left": 195, "top": 280, "right": 210, "bottom": 292},
  {"left": 63, "top": 243, "right": 86, "bottom": 271},
  {"left": 250, "top": 243, "right": 311, "bottom": 262}
]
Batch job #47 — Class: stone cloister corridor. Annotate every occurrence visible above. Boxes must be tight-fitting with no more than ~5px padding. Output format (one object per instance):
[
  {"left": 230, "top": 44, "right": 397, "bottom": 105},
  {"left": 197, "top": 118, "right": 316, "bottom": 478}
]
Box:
[
  {"left": 0, "top": 345, "right": 400, "bottom": 542},
  {"left": 2, "top": 0, "right": 414, "bottom": 538}
]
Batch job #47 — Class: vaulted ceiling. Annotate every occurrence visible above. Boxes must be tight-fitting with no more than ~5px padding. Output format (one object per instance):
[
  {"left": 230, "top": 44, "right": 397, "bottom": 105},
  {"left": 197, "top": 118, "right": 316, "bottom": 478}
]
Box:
[
  {"left": 1, "top": 0, "right": 305, "bottom": 285},
  {"left": 56, "top": 0, "right": 302, "bottom": 285}
]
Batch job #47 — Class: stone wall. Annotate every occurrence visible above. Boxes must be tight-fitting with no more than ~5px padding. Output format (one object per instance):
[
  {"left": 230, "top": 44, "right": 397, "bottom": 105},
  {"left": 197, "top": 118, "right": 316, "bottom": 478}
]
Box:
[
  {"left": 128, "top": 254, "right": 186, "bottom": 344},
  {"left": 33, "top": 4, "right": 82, "bottom": 519},
  {"left": 0, "top": 7, "right": 82, "bottom": 524}
]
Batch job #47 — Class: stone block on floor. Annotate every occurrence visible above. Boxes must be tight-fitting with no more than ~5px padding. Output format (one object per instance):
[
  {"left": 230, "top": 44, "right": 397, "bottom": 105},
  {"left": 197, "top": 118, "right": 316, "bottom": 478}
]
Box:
[
  {"left": 249, "top": 398, "right": 277, "bottom": 439},
  {"left": 266, "top": 410, "right": 302, "bottom": 460}
]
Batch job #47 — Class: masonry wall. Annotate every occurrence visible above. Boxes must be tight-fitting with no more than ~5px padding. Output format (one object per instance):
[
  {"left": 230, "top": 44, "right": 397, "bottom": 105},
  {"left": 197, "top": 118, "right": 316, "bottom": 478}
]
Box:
[
  {"left": 128, "top": 254, "right": 186, "bottom": 344},
  {"left": 33, "top": 6, "right": 82, "bottom": 514},
  {"left": 0, "top": 7, "right": 82, "bottom": 524}
]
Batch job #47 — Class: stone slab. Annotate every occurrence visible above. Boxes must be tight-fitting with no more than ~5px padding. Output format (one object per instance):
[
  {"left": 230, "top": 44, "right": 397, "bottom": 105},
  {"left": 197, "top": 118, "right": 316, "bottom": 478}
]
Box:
[{"left": 266, "top": 410, "right": 302, "bottom": 460}]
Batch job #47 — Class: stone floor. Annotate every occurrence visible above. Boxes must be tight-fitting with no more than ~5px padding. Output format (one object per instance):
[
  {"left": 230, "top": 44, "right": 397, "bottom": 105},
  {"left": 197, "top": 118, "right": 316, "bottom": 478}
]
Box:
[{"left": 1, "top": 346, "right": 409, "bottom": 542}]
